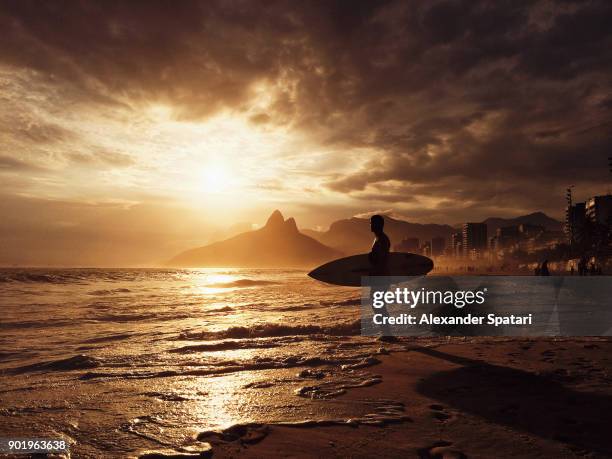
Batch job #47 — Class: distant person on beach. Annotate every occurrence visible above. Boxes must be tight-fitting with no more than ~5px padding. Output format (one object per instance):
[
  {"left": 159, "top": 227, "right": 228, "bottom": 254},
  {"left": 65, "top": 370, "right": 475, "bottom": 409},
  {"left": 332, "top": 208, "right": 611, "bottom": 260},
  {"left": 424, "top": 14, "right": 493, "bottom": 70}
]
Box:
[{"left": 540, "top": 260, "right": 550, "bottom": 276}]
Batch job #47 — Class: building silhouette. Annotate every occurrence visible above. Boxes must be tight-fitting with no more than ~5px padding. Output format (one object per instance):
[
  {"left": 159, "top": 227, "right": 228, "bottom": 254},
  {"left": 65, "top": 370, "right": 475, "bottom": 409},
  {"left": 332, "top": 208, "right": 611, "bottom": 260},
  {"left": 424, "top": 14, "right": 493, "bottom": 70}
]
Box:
[
  {"left": 450, "top": 231, "right": 462, "bottom": 257},
  {"left": 566, "top": 202, "right": 586, "bottom": 244},
  {"left": 394, "top": 237, "right": 419, "bottom": 253},
  {"left": 431, "top": 236, "right": 446, "bottom": 257},
  {"left": 462, "top": 223, "right": 488, "bottom": 258},
  {"left": 565, "top": 195, "right": 612, "bottom": 245},
  {"left": 586, "top": 195, "right": 612, "bottom": 225}
]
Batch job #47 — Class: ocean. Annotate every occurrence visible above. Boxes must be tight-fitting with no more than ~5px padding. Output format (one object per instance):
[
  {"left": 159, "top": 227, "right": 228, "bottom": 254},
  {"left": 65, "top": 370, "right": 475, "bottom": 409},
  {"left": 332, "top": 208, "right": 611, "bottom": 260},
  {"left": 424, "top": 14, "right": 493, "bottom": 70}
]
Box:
[{"left": 0, "top": 268, "right": 412, "bottom": 457}]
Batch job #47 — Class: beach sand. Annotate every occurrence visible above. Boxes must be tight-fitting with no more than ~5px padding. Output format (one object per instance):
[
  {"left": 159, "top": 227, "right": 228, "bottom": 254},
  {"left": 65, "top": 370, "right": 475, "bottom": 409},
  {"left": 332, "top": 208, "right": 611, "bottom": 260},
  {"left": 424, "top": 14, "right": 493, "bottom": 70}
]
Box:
[{"left": 204, "top": 338, "right": 612, "bottom": 459}]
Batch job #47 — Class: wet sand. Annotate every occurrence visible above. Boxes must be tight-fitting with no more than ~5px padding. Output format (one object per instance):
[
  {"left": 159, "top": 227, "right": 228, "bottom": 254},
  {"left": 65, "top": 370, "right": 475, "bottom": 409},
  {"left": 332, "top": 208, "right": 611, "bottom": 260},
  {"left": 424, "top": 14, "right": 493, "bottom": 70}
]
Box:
[{"left": 205, "top": 338, "right": 612, "bottom": 459}]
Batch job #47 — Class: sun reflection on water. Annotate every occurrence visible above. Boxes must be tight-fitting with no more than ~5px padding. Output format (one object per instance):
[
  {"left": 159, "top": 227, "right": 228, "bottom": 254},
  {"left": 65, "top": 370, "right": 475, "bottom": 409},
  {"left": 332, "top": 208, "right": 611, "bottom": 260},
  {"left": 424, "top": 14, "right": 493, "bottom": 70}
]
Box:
[
  {"left": 190, "top": 269, "right": 241, "bottom": 295},
  {"left": 185, "top": 370, "right": 265, "bottom": 429}
]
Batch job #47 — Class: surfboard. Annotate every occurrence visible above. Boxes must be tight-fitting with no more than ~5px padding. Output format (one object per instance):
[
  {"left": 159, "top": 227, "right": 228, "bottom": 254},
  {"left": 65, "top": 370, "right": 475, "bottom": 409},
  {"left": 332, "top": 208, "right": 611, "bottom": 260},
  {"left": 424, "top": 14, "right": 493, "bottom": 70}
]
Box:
[{"left": 308, "top": 252, "right": 434, "bottom": 287}]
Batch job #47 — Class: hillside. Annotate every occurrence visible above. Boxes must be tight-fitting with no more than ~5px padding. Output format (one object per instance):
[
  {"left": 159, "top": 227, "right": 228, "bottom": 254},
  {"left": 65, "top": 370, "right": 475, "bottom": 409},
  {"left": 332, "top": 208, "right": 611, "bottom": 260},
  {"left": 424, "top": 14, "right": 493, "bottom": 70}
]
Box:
[
  {"left": 304, "top": 211, "right": 563, "bottom": 254},
  {"left": 304, "top": 216, "right": 456, "bottom": 254}
]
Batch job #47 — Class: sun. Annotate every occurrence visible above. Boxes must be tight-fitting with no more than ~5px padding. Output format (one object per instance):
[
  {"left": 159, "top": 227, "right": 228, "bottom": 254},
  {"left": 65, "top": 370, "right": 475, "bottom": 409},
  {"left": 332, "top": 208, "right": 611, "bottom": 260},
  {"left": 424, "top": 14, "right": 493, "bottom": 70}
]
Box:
[{"left": 201, "top": 164, "right": 232, "bottom": 193}]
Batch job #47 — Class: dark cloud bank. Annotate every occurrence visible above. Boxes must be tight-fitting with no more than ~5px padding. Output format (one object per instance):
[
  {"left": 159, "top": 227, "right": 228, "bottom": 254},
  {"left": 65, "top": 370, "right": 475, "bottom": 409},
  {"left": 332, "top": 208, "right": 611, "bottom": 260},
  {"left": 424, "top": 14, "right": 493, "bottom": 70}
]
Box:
[{"left": 1, "top": 0, "right": 611, "bottom": 263}]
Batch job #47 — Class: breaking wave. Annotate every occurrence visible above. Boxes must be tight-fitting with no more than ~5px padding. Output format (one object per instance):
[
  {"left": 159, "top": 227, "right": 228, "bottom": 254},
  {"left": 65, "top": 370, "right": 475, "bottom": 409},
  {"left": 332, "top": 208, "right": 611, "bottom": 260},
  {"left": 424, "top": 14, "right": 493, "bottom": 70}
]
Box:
[
  {"left": 78, "top": 352, "right": 380, "bottom": 381},
  {"left": 177, "top": 320, "right": 361, "bottom": 340},
  {"left": 7, "top": 355, "right": 101, "bottom": 374},
  {"left": 169, "top": 339, "right": 283, "bottom": 353}
]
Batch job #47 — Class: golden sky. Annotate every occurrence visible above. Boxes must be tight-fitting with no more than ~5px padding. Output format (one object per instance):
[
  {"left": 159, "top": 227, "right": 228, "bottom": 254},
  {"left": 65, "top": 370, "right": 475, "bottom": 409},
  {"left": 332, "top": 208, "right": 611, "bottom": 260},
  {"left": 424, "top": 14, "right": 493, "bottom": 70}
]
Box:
[{"left": 1, "top": 1, "right": 611, "bottom": 265}]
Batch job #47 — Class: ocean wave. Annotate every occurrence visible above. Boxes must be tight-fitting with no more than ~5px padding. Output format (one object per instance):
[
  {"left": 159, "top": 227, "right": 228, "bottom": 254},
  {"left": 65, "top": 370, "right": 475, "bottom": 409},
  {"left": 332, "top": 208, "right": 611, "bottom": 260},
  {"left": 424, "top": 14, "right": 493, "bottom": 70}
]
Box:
[
  {"left": 0, "top": 272, "right": 81, "bottom": 284},
  {"left": 0, "top": 351, "right": 34, "bottom": 362},
  {"left": 207, "top": 279, "right": 281, "bottom": 288},
  {"left": 0, "top": 268, "right": 184, "bottom": 284},
  {"left": 88, "top": 312, "right": 193, "bottom": 323},
  {"left": 177, "top": 320, "right": 361, "bottom": 340},
  {"left": 88, "top": 288, "right": 131, "bottom": 296},
  {"left": 79, "top": 354, "right": 363, "bottom": 380},
  {"left": 81, "top": 333, "right": 133, "bottom": 344},
  {"left": 0, "top": 319, "right": 74, "bottom": 330},
  {"left": 88, "top": 313, "right": 159, "bottom": 323},
  {"left": 169, "top": 339, "right": 282, "bottom": 353},
  {"left": 7, "top": 355, "right": 101, "bottom": 374}
]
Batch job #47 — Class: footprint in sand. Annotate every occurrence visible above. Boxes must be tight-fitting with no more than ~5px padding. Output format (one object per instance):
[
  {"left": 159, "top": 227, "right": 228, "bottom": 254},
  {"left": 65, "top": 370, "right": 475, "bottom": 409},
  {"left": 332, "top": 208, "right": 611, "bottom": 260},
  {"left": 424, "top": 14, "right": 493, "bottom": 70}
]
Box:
[{"left": 418, "top": 441, "right": 467, "bottom": 459}]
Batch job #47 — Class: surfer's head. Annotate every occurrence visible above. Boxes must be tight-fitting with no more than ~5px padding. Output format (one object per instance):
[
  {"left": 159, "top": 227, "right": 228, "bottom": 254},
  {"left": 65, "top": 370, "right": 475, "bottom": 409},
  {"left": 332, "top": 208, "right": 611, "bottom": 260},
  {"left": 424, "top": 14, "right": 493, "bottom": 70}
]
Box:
[{"left": 370, "top": 214, "right": 384, "bottom": 233}]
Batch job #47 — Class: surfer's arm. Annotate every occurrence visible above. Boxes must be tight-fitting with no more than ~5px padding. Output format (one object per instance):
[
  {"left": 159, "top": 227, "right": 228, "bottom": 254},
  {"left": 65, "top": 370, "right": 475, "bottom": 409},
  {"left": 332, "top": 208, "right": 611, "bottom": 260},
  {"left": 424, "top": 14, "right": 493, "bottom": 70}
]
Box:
[
  {"left": 369, "top": 244, "right": 383, "bottom": 266},
  {"left": 369, "top": 236, "right": 390, "bottom": 266}
]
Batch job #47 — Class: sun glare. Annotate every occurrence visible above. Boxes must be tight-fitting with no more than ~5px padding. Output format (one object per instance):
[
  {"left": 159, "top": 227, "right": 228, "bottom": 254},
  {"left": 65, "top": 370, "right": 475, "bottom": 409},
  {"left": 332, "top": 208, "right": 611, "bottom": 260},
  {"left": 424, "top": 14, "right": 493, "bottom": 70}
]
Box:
[{"left": 201, "top": 164, "right": 232, "bottom": 193}]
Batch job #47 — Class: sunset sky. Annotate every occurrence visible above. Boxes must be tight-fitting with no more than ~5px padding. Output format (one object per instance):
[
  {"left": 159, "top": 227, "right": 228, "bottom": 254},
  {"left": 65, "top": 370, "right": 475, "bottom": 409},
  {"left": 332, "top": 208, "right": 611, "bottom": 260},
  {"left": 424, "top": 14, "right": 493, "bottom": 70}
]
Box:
[{"left": 1, "top": 0, "right": 611, "bottom": 265}]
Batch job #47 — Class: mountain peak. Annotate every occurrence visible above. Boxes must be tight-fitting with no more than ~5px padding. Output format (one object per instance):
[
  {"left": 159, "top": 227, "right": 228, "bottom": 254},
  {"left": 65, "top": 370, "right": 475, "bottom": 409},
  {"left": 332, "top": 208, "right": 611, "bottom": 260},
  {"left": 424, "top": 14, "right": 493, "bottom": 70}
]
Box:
[
  {"left": 265, "top": 210, "right": 285, "bottom": 229},
  {"left": 284, "top": 217, "right": 298, "bottom": 233},
  {"left": 167, "top": 209, "right": 340, "bottom": 267}
]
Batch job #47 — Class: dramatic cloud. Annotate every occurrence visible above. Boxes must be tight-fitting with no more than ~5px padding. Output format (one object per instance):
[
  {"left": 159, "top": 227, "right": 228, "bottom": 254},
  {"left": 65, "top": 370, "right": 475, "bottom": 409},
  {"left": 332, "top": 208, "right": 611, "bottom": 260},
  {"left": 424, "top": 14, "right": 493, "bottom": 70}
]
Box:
[{"left": 0, "top": 0, "right": 611, "bottom": 263}]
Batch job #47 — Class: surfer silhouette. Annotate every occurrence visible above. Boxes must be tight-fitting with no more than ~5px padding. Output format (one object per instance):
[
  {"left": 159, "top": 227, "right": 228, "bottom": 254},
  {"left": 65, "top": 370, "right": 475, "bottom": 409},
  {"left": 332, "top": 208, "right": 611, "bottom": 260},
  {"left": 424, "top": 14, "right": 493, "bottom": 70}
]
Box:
[
  {"left": 368, "top": 215, "right": 395, "bottom": 340},
  {"left": 368, "top": 214, "right": 390, "bottom": 275}
]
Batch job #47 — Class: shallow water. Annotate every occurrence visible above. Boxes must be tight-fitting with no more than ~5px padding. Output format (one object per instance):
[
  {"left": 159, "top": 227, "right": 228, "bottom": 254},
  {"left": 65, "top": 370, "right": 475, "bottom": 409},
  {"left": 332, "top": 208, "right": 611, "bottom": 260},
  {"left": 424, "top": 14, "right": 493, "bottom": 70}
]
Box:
[{"left": 0, "top": 268, "right": 404, "bottom": 457}]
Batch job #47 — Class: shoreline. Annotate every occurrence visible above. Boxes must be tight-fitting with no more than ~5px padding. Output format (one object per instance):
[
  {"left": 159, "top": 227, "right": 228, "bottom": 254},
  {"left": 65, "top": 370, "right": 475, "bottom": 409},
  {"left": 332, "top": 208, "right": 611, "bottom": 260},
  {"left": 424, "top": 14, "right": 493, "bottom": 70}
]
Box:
[{"left": 195, "top": 337, "right": 612, "bottom": 459}]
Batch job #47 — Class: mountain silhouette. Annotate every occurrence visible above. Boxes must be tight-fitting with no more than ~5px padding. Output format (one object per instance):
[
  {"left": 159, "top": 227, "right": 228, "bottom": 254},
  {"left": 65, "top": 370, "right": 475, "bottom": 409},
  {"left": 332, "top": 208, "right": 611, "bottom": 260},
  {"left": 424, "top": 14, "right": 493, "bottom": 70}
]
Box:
[
  {"left": 303, "top": 215, "right": 456, "bottom": 254},
  {"left": 304, "top": 211, "right": 563, "bottom": 253},
  {"left": 480, "top": 211, "right": 562, "bottom": 234},
  {"left": 168, "top": 210, "right": 341, "bottom": 267}
]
